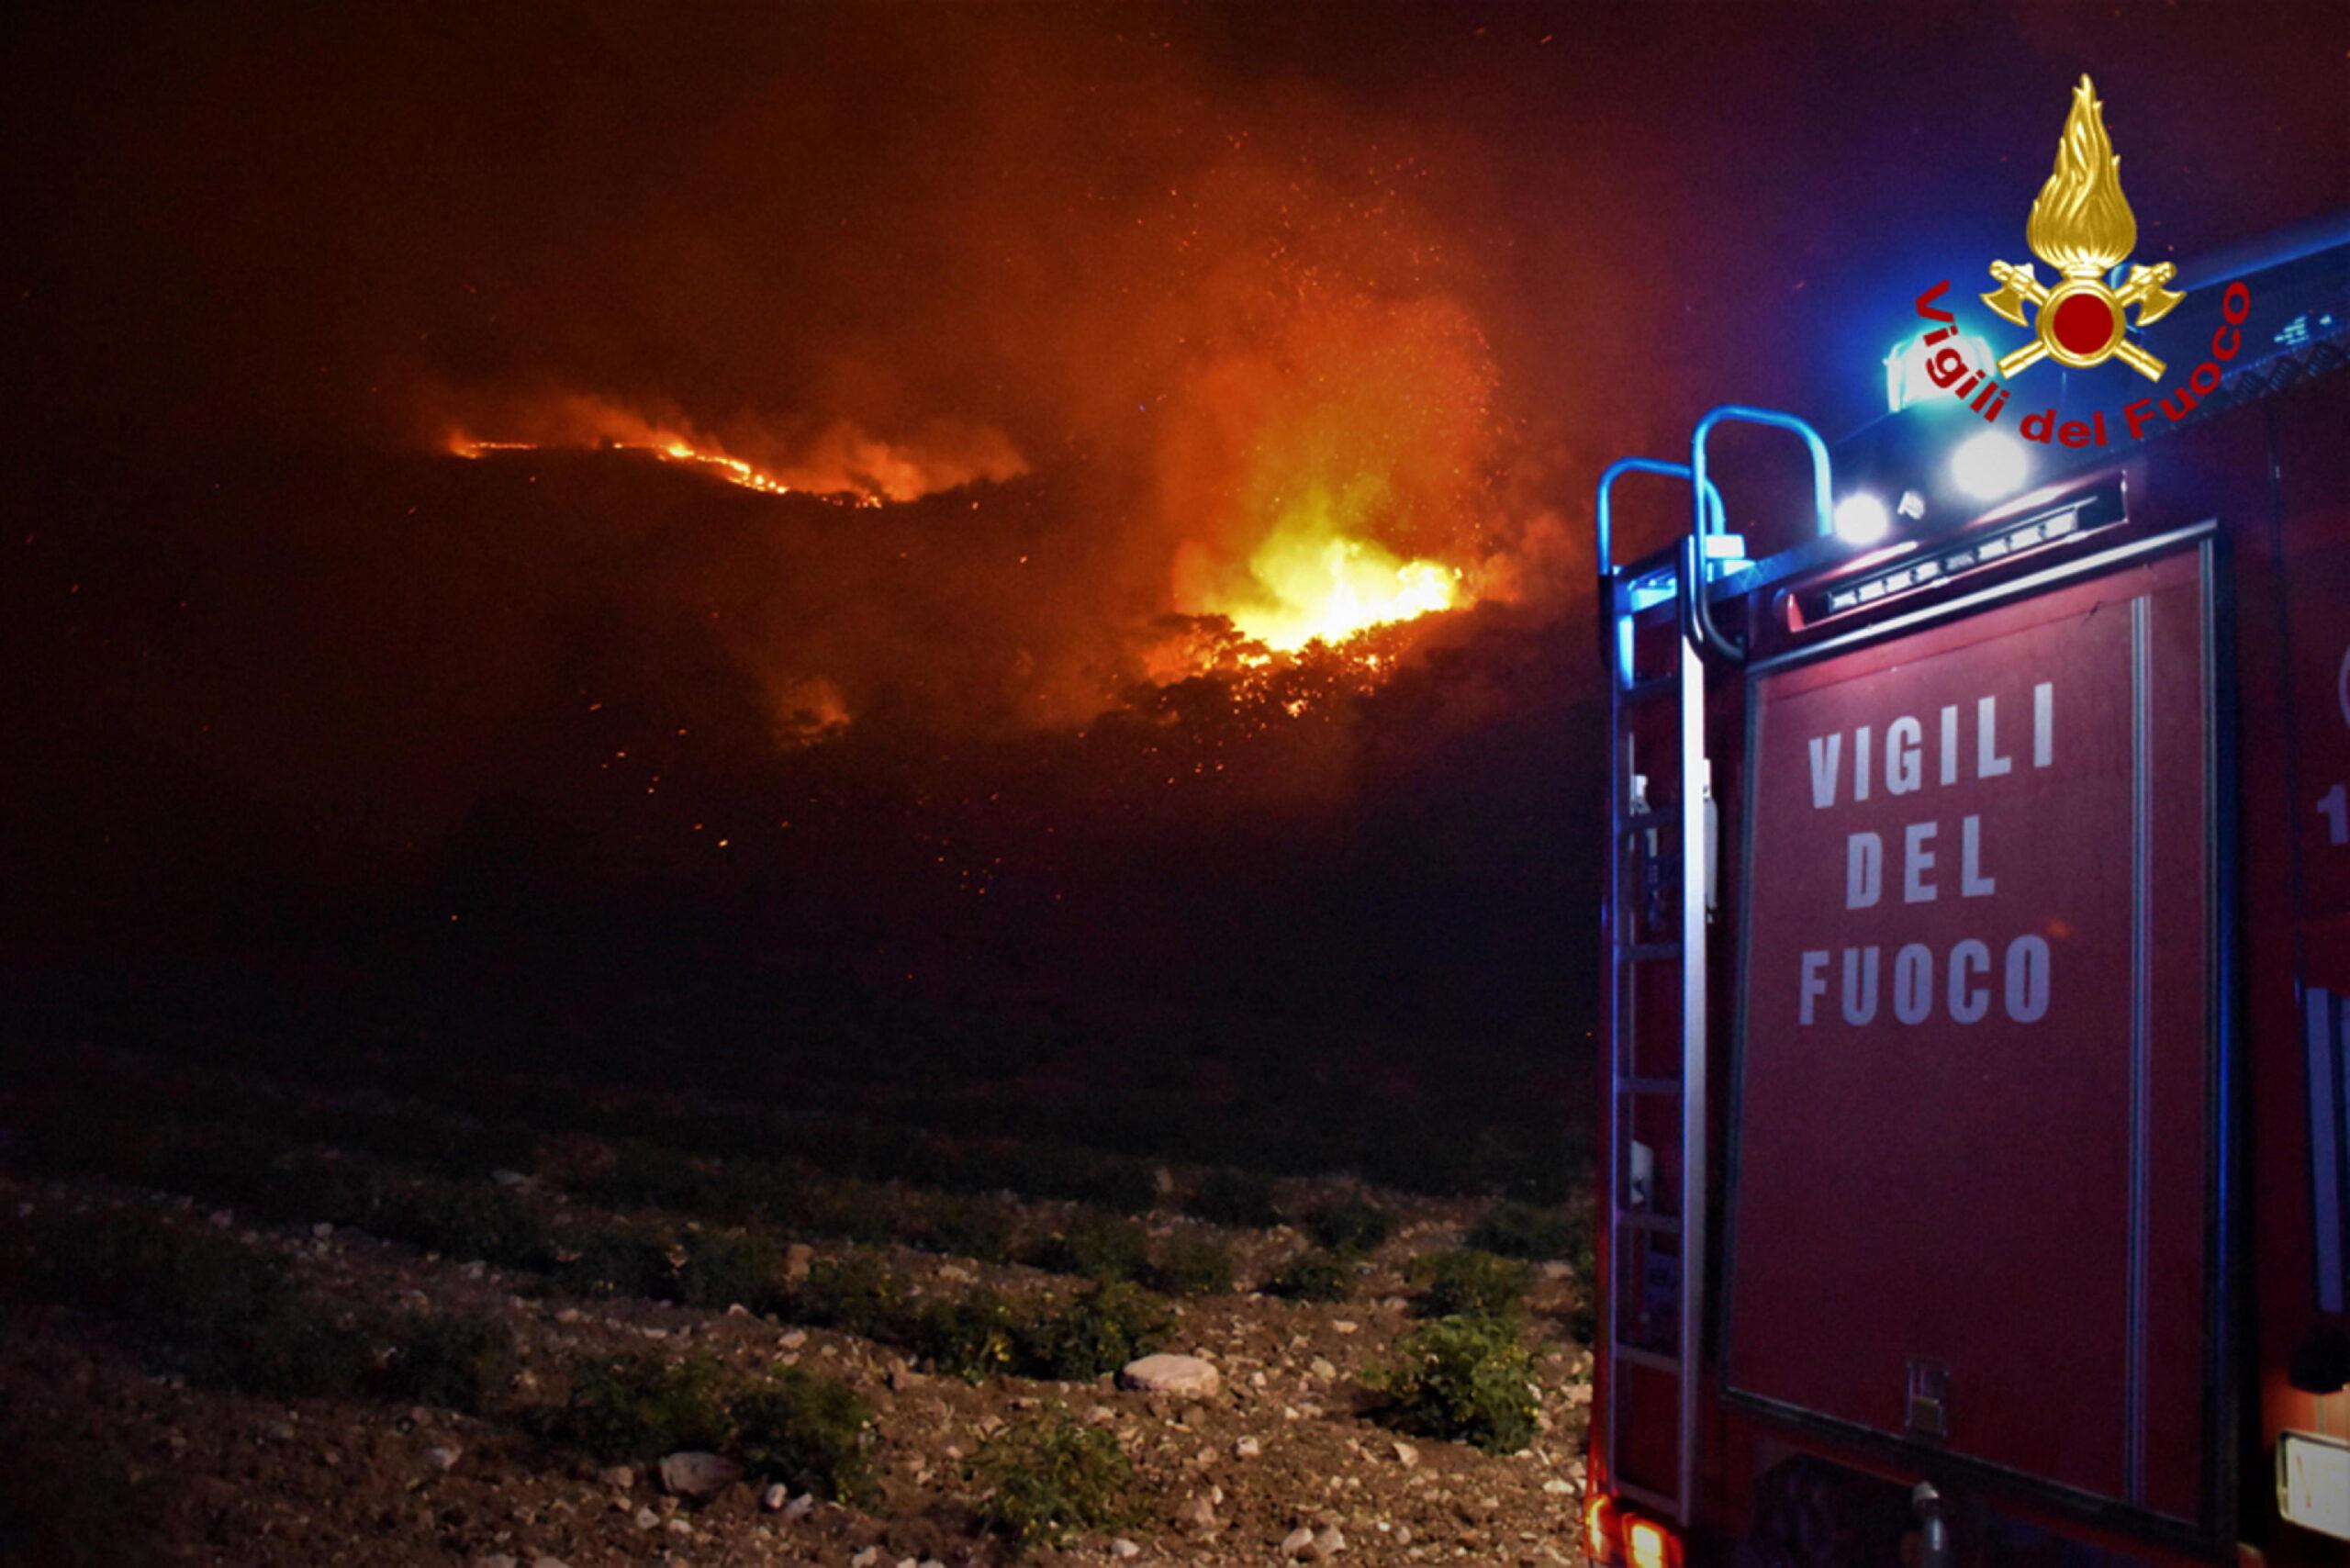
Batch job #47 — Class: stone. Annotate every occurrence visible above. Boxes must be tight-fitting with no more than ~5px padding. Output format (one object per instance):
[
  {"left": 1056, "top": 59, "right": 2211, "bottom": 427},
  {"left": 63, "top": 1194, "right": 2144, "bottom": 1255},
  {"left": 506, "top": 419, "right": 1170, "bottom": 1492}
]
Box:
[
  {"left": 1110, "top": 1540, "right": 1142, "bottom": 1559},
  {"left": 532, "top": 1560, "right": 572, "bottom": 1568},
  {"left": 1281, "top": 1526, "right": 1318, "bottom": 1558},
  {"left": 1175, "top": 1495, "right": 1218, "bottom": 1534},
  {"left": 424, "top": 1446, "right": 462, "bottom": 1473},
  {"left": 1119, "top": 1353, "right": 1222, "bottom": 1399},
  {"left": 657, "top": 1450, "right": 742, "bottom": 1498},
  {"left": 1233, "top": 1436, "right": 1261, "bottom": 1458},
  {"left": 599, "top": 1465, "right": 635, "bottom": 1491},
  {"left": 633, "top": 1507, "right": 660, "bottom": 1530},
  {"left": 783, "top": 1493, "right": 815, "bottom": 1519},
  {"left": 1392, "top": 1440, "right": 1418, "bottom": 1468},
  {"left": 1309, "top": 1357, "right": 1337, "bottom": 1383},
  {"left": 474, "top": 1556, "right": 517, "bottom": 1568},
  {"left": 762, "top": 1483, "right": 789, "bottom": 1511},
  {"left": 1313, "top": 1524, "right": 1347, "bottom": 1556}
]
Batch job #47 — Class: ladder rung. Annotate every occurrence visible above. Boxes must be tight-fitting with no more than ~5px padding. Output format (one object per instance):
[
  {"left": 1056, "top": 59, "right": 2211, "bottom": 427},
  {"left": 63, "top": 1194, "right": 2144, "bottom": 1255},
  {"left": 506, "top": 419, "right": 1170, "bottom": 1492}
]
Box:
[
  {"left": 1614, "top": 1345, "right": 1682, "bottom": 1375},
  {"left": 1618, "top": 675, "right": 1677, "bottom": 703},
  {"left": 1618, "top": 1076, "right": 1680, "bottom": 1096},
  {"left": 1621, "top": 806, "right": 1679, "bottom": 835},
  {"left": 1620, "top": 941, "right": 1682, "bottom": 963},
  {"left": 1615, "top": 1210, "right": 1681, "bottom": 1236}
]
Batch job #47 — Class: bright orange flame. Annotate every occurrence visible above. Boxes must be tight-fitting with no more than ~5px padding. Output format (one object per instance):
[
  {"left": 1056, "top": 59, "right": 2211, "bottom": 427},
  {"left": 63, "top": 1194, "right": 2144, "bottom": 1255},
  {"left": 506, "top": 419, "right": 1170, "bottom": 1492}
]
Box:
[
  {"left": 1627, "top": 1517, "right": 1675, "bottom": 1568},
  {"left": 1199, "top": 477, "right": 1462, "bottom": 653},
  {"left": 447, "top": 431, "right": 880, "bottom": 504}
]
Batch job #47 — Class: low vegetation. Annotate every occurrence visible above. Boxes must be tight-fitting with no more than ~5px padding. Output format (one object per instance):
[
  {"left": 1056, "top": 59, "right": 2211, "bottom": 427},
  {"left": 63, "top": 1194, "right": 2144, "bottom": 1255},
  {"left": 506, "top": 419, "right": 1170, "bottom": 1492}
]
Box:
[
  {"left": 1371, "top": 1314, "right": 1542, "bottom": 1455},
  {"left": 1303, "top": 1197, "right": 1397, "bottom": 1254},
  {"left": 537, "top": 1351, "right": 878, "bottom": 1501},
  {"left": 1264, "top": 1248, "right": 1355, "bottom": 1302},
  {"left": 969, "top": 1410, "right": 1136, "bottom": 1548},
  {"left": 1410, "top": 1249, "right": 1535, "bottom": 1319}
]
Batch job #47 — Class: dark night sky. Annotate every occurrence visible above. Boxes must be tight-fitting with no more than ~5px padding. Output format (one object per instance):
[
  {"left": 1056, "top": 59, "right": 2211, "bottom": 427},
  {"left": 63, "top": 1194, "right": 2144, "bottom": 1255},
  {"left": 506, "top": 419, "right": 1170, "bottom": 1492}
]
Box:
[{"left": 4, "top": 2, "right": 2344, "bottom": 1031}]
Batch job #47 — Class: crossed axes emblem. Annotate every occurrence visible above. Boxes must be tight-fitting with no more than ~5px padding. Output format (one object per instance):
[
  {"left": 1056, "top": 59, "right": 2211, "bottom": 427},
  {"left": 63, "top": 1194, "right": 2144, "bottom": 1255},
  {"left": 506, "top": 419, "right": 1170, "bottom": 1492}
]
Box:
[{"left": 1981, "top": 258, "right": 2184, "bottom": 382}]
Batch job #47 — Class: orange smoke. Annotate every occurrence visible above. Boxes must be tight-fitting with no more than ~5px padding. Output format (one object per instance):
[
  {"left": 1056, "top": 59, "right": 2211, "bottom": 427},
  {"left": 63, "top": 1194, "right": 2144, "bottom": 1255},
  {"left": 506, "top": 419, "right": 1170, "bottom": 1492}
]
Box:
[{"left": 1159, "top": 292, "right": 1494, "bottom": 654}]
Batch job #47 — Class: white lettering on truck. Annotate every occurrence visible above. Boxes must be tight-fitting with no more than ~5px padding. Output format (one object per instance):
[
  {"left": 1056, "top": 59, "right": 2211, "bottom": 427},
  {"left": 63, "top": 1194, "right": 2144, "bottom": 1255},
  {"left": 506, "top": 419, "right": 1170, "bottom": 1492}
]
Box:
[{"left": 1799, "top": 681, "right": 2056, "bottom": 1026}]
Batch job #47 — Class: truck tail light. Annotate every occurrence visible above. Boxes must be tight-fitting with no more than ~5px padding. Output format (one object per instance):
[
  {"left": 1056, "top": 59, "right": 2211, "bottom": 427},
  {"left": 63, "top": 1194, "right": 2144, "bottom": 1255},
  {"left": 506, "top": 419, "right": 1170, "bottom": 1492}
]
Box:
[
  {"left": 1583, "top": 1495, "right": 1615, "bottom": 1558},
  {"left": 1583, "top": 1493, "right": 1684, "bottom": 1567},
  {"left": 1627, "top": 1515, "right": 1682, "bottom": 1568}
]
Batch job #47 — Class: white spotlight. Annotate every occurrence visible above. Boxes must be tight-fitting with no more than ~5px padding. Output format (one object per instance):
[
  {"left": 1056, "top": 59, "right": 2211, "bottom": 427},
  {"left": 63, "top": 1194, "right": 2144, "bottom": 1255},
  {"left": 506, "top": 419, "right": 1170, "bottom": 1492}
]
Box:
[
  {"left": 1951, "top": 431, "right": 2029, "bottom": 500},
  {"left": 1832, "top": 492, "right": 1891, "bottom": 544}
]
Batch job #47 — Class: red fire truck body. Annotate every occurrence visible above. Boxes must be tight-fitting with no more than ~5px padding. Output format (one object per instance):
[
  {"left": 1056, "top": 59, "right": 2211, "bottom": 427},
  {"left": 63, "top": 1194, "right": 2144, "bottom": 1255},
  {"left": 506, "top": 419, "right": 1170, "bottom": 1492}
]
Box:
[{"left": 1587, "top": 230, "right": 2350, "bottom": 1566}]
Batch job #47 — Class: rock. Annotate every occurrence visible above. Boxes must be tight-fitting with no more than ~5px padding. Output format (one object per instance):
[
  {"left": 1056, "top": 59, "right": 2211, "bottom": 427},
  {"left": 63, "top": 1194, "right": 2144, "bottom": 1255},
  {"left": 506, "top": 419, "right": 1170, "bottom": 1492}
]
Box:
[
  {"left": 312, "top": 1222, "right": 335, "bottom": 1238},
  {"left": 784, "top": 1243, "right": 815, "bottom": 1281},
  {"left": 424, "top": 1446, "right": 462, "bottom": 1473},
  {"left": 657, "top": 1450, "right": 742, "bottom": 1498},
  {"left": 532, "top": 1560, "right": 572, "bottom": 1568},
  {"left": 1233, "top": 1436, "right": 1261, "bottom": 1459},
  {"left": 1331, "top": 1319, "right": 1359, "bottom": 1335},
  {"left": 633, "top": 1506, "right": 660, "bottom": 1530},
  {"left": 762, "top": 1483, "right": 789, "bottom": 1511},
  {"left": 784, "top": 1493, "right": 815, "bottom": 1520},
  {"left": 850, "top": 1549, "right": 882, "bottom": 1568},
  {"left": 1309, "top": 1357, "right": 1338, "bottom": 1383},
  {"left": 1392, "top": 1440, "right": 1419, "bottom": 1468},
  {"left": 1313, "top": 1524, "right": 1347, "bottom": 1557},
  {"left": 1175, "top": 1495, "right": 1218, "bottom": 1534},
  {"left": 1110, "top": 1540, "right": 1142, "bottom": 1559},
  {"left": 1120, "top": 1353, "right": 1222, "bottom": 1399},
  {"left": 599, "top": 1465, "right": 635, "bottom": 1492},
  {"left": 1281, "top": 1526, "right": 1318, "bottom": 1558},
  {"left": 778, "top": 1328, "right": 808, "bottom": 1350},
  {"left": 492, "top": 1169, "right": 529, "bottom": 1186},
  {"left": 474, "top": 1556, "right": 518, "bottom": 1568}
]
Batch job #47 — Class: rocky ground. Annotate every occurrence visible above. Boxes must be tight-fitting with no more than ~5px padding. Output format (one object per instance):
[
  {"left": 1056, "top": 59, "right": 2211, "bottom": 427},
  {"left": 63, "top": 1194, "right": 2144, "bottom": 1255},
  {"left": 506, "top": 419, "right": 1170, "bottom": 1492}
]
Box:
[{"left": 0, "top": 1049, "right": 1596, "bottom": 1568}]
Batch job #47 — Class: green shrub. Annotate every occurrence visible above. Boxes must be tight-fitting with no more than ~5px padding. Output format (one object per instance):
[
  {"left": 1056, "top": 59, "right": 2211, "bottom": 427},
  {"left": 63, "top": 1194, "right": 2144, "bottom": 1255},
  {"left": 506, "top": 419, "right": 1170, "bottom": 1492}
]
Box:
[
  {"left": 1022, "top": 1281, "right": 1170, "bottom": 1381},
  {"left": 791, "top": 1249, "right": 908, "bottom": 1338},
  {"left": 1265, "top": 1249, "right": 1354, "bottom": 1302},
  {"left": 915, "top": 1195, "right": 1020, "bottom": 1262},
  {"left": 1146, "top": 1233, "right": 1235, "bottom": 1297},
  {"left": 676, "top": 1229, "right": 786, "bottom": 1314},
  {"left": 1371, "top": 1315, "right": 1540, "bottom": 1455},
  {"left": 732, "top": 1366, "right": 878, "bottom": 1502},
  {"left": 1184, "top": 1168, "right": 1280, "bottom": 1228},
  {"left": 970, "top": 1412, "right": 1134, "bottom": 1547},
  {"left": 540, "top": 1353, "right": 733, "bottom": 1461},
  {"left": 1466, "top": 1202, "right": 1582, "bottom": 1262},
  {"left": 1304, "top": 1198, "right": 1396, "bottom": 1254},
  {"left": 1028, "top": 1215, "right": 1150, "bottom": 1282},
  {"left": 0, "top": 1203, "right": 371, "bottom": 1398},
  {"left": 551, "top": 1225, "right": 676, "bottom": 1300},
  {"left": 1410, "top": 1249, "right": 1535, "bottom": 1319},
  {"left": 380, "top": 1310, "right": 519, "bottom": 1414},
  {"left": 387, "top": 1183, "right": 555, "bottom": 1267},
  {"left": 911, "top": 1291, "right": 1024, "bottom": 1382}
]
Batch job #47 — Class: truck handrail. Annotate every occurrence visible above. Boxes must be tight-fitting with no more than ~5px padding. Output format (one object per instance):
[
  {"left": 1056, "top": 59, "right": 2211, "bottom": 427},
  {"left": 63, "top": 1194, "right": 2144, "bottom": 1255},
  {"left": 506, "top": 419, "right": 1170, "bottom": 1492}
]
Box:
[{"left": 1684, "top": 405, "right": 1836, "bottom": 665}]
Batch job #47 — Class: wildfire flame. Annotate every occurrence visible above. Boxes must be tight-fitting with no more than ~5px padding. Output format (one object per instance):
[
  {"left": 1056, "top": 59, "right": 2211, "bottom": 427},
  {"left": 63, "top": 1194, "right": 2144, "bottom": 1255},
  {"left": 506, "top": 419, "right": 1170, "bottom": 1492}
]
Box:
[
  {"left": 449, "top": 432, "right": 882, "bottom": 506},
  {"left": 1202, "top": 480, "right": 1462, "bottom": 654},
  {"left": 2026, "top": 74, "right": 2137, "bottom": 279}
]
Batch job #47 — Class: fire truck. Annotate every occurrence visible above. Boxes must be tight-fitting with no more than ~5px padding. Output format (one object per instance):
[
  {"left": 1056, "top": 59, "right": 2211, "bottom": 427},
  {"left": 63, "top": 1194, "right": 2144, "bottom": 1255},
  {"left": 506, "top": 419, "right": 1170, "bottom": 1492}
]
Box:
[{"left": 1583, "top": 218, "right": 2350, "bottom": 1566}]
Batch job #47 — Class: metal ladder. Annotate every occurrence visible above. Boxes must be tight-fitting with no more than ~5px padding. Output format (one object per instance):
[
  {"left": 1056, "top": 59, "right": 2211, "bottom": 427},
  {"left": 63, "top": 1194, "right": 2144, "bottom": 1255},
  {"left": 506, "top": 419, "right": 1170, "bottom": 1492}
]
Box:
[{"left": 1594, "top": 409, "right": 1833, "bottom": 1525}]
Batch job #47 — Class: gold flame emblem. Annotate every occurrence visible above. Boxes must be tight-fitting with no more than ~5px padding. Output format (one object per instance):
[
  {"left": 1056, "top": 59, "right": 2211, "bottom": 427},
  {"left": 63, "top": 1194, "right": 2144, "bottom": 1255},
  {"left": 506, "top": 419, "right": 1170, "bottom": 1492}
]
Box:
[{"left": 1981, "top": 75, "right": 2184, "bottom": 381}]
